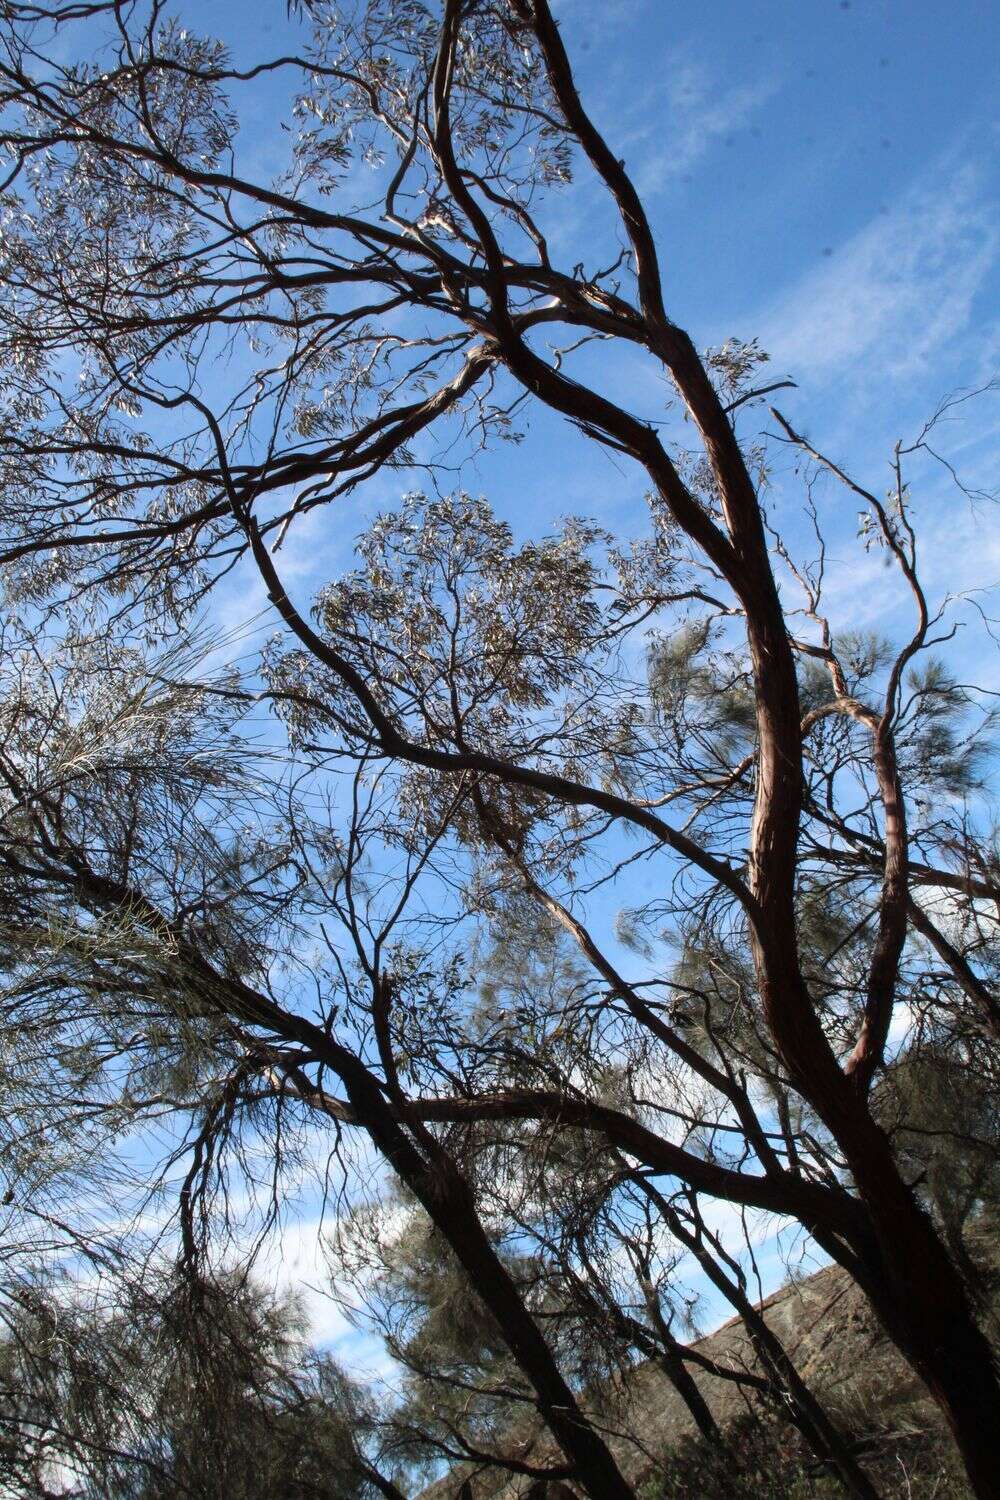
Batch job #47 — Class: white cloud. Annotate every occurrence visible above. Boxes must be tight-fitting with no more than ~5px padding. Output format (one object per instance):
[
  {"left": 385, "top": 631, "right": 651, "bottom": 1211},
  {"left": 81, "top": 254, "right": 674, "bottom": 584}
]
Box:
[
  {"left": 625, "top": 62, "right": 776, "bottom": 196},
  {"left": 658, "top": 89, "right": 773, "bottom": 185},
  {"left": 245, "top": 1207, "right": 400, "bottom": 1383},
  {"left": 886, "top": 1000, "right": 919, "bottom": 1057},
  {"left": 756, "top": 158, "right": 998, "bottom": 383},
  {"left": 253, "top": 1212, "right": 354, "bottom": 1344}
]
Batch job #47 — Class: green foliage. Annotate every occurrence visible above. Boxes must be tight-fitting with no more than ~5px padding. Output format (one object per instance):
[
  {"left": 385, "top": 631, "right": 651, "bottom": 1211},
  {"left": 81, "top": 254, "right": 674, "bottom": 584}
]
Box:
[
  {"left": 648, "top": 621, "right": 756, "bottom": 762},
  {"left": 0, "top": 1269, "right": 387, "bottom": 1500},
  {"left": 876, "top": 1042, "right": 1000, "bottom": 1273}
]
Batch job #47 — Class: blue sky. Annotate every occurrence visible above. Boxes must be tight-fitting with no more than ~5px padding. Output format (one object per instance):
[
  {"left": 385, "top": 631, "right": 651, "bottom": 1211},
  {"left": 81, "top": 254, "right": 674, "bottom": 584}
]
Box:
[
  {"left": 53, "top": 0, "right": 998, "bottom": 1384},
  {"left": 579, "top": 0, "right": 998, "bottom": 335},
  {"left": 199, "top": 0, "right": 999, "bottom": 634}
]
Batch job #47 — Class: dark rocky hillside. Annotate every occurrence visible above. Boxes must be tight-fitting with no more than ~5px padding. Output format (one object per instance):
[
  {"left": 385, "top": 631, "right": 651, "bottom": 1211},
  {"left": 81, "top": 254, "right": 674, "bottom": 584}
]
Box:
[{"left": 421, "top": 1252, "right": 998, "bottom": 1499}]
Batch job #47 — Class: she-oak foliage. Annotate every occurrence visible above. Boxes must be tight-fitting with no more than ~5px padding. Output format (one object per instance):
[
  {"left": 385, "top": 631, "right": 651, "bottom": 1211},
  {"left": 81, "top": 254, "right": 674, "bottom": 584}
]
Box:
[{"left": 0, "top": 1, "right": 996, "bottom": 1495}]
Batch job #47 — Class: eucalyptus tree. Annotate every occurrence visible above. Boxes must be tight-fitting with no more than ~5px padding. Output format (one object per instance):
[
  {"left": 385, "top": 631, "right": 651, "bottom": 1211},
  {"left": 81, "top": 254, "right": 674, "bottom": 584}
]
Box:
[{"left": 0, "top": 2, "right": 997, "bottom": 1497}]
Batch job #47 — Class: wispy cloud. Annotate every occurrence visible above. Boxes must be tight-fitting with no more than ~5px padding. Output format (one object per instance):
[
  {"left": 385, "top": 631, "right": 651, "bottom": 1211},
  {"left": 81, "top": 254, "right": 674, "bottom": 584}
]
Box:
[
  {"left": 626, "top": 59, "right": 777, "bottom": 195},
  {"left": 756, "top": 155, "right": 998, "bottom": 383}
]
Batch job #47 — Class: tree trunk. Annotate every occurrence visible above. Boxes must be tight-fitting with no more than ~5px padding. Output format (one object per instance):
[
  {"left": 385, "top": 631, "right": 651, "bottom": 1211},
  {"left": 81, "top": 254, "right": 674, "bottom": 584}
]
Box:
[
  {"left": 341, "top": 1079, "right": 635, "bottom": 1499},
  {"left": 845, "top": 1137, "right": 1000, "bottom": 1499},
  {"left": 655, "top": 1344, "right": 727, "bottom": 1451},
  {"left": 649, "top": 1193, "right": 880, "bottom": 1500}
]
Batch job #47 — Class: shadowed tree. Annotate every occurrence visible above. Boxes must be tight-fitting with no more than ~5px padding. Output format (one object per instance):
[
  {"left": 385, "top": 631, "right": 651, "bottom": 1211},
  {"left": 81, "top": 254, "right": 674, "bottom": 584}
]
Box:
[{"left": 0, "top": 1268, "right": 405, "bottom": 1499}]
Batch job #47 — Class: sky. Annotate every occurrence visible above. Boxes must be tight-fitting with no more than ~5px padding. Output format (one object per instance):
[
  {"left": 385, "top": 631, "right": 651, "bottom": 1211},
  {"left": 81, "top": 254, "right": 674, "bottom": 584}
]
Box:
[{"left": 36, "top": 0, "right": 1000, "bottom": 1392}]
